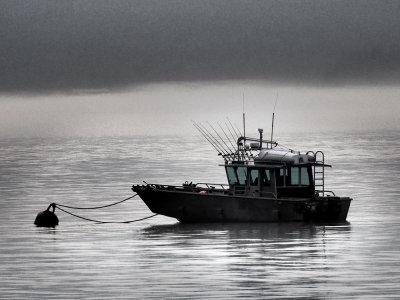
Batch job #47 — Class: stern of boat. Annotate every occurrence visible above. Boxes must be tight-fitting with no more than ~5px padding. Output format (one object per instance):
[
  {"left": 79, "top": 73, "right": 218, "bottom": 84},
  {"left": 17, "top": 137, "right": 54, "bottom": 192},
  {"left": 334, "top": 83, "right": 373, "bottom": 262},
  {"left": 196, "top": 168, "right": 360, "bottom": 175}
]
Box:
[{"left": 306, "top": 196, "right": 352, "bottom": 221}]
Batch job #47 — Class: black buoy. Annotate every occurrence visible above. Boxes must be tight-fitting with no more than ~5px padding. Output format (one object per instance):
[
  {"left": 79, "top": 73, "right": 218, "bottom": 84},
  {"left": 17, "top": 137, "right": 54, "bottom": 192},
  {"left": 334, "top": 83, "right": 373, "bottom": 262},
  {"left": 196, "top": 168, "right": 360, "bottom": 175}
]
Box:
[{"left": 34, "top": 203, "right": 59, "bottom": 227}]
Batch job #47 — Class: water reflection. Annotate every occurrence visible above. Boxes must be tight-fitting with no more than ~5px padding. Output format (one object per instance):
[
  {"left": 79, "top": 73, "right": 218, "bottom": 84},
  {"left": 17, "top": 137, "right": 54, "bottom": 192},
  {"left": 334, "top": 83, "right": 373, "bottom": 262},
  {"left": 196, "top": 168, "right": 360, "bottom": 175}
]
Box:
[
  {"left": 142, "top": 221, "right": 351, "bottom": 241},
  {"left": 139, "top": 222, "right": 351, "bottom": 298}
]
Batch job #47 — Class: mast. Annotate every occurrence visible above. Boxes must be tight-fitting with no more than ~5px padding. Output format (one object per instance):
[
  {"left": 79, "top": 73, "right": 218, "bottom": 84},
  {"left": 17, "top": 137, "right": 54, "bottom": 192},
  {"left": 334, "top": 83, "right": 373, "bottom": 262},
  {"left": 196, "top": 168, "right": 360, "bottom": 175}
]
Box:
[
  {"left": 242, "top": 93, "right": 246, "bottom": 139},
  {"left": 242, "top": 94, "right": 247, "bottom": 161},
  {"left": 270, "top": 92, "right": 278, "bottom": 149},
  {"left": 270, "top": 112, "right": 274, "bottom": 149}
]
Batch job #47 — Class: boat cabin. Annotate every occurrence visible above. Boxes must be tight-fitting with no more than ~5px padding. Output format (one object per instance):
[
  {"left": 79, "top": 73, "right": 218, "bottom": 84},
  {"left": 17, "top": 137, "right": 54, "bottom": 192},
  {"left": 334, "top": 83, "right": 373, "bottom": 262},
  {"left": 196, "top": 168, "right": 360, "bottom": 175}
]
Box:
[{"left": 225, "top": 149, "right": 321, "bottom": 199}]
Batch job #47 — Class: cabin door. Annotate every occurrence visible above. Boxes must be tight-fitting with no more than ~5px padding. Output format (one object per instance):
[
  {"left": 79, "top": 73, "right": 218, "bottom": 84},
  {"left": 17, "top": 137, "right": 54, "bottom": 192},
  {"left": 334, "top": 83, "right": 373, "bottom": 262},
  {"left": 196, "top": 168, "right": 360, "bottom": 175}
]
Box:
[
  {"left": 248, "top": 169, "right": 260, "bottom": 197},
  {"left": 260, "top": 169, "right": 276, "bottom": 198}
]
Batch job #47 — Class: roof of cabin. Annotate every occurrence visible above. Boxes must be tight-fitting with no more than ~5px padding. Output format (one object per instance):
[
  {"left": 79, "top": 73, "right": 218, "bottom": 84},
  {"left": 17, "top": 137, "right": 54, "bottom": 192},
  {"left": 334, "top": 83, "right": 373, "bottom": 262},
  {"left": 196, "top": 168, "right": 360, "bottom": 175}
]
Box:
[{"left": 254, "top": 149, "right": 315, "bottom": 165}]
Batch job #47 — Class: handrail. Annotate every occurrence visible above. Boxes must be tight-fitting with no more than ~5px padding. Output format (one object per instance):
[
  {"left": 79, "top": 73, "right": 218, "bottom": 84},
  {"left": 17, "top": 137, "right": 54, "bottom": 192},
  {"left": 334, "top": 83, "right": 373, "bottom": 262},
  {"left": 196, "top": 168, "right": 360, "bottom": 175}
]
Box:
[
  {"left": 237, "top": 136, "right": 278, "bottom": 148},
  {"left": 139, "top": 182, "right": 229, "bottom": 191},
  {"left": 195, "top": 183, "right": 229, "bottom": 190}
]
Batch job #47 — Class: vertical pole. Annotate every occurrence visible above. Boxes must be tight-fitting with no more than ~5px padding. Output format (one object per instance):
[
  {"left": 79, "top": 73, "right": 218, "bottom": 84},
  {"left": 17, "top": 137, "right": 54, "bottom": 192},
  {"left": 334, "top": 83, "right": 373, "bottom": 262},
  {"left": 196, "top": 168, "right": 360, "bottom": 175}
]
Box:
[
  {"left": 270, "top": 112, "right": 275, "bottom": 149},
  {"left": 243, "top": 113, "right": 246, "bottom": 139},
  {"left": 242, "top": 94, "right": 246, "bottom": 139},
  {"left": 242, "top": 94, "right": 246, "bottom": 161}
]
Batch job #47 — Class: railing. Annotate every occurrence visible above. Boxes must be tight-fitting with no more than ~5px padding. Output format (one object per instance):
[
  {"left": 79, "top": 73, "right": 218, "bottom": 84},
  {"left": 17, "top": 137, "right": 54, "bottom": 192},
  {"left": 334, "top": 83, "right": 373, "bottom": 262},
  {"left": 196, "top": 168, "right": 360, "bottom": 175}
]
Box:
[
  {"left": 195, "top": 183, "right": 229, "bottom": 190},
  {"left": 135, "top": 183, "right": 279, "bottom": 199},
  {"left": 231, "top": 186, "right": 277, "bottom": 198},
  {"left": 232, "top": 185, "right": 246, "bottom": 195},
  {"left": 306, "top": 151, "right": 328, "bottom": 197},
  {"left": 137, "top": 182, "right": 229, "bottom": 193}
]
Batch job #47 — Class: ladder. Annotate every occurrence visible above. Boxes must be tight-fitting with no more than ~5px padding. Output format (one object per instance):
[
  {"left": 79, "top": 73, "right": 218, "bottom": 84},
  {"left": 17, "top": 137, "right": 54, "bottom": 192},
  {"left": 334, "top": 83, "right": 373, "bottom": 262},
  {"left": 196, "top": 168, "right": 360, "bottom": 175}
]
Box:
[{"left": 313, "top": 151, "right": 325, "bottom": 197}]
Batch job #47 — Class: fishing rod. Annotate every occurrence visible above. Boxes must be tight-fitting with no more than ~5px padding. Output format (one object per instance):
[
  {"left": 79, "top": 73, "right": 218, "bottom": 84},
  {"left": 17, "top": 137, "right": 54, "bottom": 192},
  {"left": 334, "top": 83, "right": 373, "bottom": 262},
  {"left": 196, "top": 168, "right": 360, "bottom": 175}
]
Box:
[
  {"left": 207, "top": 122, "right": 235, "bottom": 155},
  {"left": 198, "top": 123, "right": 232, "bottom": 158},
  {"left": 227, "top": 117, "right": 240, "bottom": 139},
  {"left": 192, "top": 121, "right": 227, "bottom": 158},
  {"left": 224, "top": 121, "right": 240, "bottom": 160},
  {"left": 225, "top": 121, "right": 238, "bottom": 146},
  {"left": 234, "top": 123, "right": 243, "bottom": 137},
  {"left": 218, "top": 122, "right": 236, "bottom": 153},
  {"left": 194, "top": 121, "right": 232, "bottom": 159}
]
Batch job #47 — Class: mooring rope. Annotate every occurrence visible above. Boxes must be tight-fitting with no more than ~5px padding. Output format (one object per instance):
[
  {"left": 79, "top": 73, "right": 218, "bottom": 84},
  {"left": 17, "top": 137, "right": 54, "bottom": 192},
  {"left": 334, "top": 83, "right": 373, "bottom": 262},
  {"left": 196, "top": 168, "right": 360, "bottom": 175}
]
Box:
[
  {"left": 55, "top": 194, "right": 138, "bottom": 210},
  {"left": 53, "top": 193, "right": 158, "bottom": 224},
  {"left": 55, "top": 205, "right": 158, "bottom": 224}
]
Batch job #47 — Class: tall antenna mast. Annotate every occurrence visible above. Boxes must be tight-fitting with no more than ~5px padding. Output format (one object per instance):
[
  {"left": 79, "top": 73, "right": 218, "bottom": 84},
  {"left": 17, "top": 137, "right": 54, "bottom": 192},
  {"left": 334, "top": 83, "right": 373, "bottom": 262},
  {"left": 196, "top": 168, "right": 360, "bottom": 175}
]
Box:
[
  {"left": 270, "top": 113, "right": 275, "bottom": 149},
  {"left": 242, "top": 93, "right": 246, "bottom": 139},
  {"left": 270, "top": 92, "right": 278, "bottom": 148}
]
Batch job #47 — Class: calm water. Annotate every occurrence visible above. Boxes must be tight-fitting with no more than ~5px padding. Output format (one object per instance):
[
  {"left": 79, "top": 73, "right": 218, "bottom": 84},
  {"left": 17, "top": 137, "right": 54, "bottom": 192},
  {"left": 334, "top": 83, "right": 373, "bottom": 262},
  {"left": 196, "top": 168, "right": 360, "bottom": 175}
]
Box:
[{"left": 0, "top": 132, "right": 399, "bottom": 299}]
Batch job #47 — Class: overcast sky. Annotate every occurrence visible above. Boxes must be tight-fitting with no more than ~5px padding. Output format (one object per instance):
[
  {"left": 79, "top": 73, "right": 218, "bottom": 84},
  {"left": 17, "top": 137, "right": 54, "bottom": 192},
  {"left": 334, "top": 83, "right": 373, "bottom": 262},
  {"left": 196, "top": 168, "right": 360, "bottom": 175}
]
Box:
[
  {"left": 2, "top": 0, "right": 400, "bottom": 91},
  {"left": 1, "top": 0, "right": 399, "bottom": 137}
]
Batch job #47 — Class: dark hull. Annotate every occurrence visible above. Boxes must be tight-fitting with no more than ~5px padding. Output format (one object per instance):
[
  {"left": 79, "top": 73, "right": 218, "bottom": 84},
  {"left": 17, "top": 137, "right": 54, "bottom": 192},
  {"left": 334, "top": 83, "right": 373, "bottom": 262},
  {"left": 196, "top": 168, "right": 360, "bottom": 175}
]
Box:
[{"left": 134, "top": 188, "right": 351, "bottom": 223}]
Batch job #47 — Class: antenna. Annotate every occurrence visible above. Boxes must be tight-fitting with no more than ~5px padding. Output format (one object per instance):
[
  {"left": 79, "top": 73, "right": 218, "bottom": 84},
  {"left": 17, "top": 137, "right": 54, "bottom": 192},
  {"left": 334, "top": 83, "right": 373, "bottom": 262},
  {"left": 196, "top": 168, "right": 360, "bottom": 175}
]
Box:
[
  {"left": 242, "top": 93, "right": 246, "bottom": 139},
  {"left": 270, "top": 92, "right": 278, "bottom": 148},
  {"left": 270, "top": 113, "right": 275, "bottom": 149}
]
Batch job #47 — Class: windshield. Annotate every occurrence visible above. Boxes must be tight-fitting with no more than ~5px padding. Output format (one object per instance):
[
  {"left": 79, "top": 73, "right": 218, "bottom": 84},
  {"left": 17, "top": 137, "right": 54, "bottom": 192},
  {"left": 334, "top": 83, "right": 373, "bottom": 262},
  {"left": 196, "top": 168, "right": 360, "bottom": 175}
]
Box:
[{"left": 226, "top": 166, "right": 247, "bottom": 185}]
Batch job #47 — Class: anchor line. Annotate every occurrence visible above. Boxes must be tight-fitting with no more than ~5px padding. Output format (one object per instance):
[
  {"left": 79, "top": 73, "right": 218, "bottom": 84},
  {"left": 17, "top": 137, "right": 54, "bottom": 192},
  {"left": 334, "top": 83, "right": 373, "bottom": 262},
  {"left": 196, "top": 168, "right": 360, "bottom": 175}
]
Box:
[
  {"left": 53, "top": 193, "right": 158, "bottom": 224},
  {"left": 55, "top": 194, "right": 137, "bottom": 210},
  {"left": 55, "top": 205, "right": 158, "bottom": 224}
]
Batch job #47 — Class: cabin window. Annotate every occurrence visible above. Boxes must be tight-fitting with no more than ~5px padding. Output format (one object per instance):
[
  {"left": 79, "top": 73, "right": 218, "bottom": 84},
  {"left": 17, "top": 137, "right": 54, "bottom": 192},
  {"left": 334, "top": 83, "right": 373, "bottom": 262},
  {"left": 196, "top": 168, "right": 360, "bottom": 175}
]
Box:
[
  {"left": 300, "top": 167, "right": 310, "bottom": 186},
  {"left": 250, "top": 169, "right": 259, "bottom": 186},
  {"left": 291, "top": 167, "right": 300, "bottom": 185},
  {"left": 226, "top": 167, "right": 238, "bottom": 185},
  {"left": 290, "top": 167, "right": 311, "bottom": 186},
  {"left": 236, "top": 167, "right": 247, "bottom": 185}
]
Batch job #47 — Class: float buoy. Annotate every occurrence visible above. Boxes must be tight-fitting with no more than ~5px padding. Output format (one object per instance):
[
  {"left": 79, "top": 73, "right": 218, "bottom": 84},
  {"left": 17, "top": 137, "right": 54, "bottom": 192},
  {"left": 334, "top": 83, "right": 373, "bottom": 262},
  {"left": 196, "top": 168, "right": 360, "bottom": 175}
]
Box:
[{"left": 34, "top": 203, "right": 59, "bottom": 227}]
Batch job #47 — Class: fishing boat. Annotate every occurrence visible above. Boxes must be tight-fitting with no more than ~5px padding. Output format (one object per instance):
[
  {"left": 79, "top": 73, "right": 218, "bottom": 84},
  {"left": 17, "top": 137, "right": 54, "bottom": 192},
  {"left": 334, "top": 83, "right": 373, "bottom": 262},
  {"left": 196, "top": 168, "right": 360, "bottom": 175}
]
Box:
[{"left": 132, "top": 120, "right": 352, "bottom": 223}]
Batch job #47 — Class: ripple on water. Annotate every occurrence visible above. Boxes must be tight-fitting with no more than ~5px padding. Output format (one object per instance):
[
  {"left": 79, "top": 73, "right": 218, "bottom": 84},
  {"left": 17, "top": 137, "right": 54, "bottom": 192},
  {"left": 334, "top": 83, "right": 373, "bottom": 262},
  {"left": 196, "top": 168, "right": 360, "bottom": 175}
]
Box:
[{"left": 0, "top": 133, "right": 399, "bottom": 299}]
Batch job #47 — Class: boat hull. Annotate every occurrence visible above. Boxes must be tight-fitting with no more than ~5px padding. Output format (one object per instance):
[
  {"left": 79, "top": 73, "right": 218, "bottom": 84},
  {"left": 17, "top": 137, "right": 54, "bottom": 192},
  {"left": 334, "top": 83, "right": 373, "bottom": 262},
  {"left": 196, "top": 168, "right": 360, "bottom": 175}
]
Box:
[{"left": 133, "top": 188, "right": 351, "bottom": 223}]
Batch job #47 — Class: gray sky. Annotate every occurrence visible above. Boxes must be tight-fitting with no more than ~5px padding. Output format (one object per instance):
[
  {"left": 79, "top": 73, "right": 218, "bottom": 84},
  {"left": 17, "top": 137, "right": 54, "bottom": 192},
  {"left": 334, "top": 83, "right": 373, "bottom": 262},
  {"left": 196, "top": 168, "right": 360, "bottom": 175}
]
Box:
[
  {"left": 1, "top": 1, "right": 399, "bottom": 137},
  {"left": 2, "top": 0, "right": 400, "bottom": 91}
]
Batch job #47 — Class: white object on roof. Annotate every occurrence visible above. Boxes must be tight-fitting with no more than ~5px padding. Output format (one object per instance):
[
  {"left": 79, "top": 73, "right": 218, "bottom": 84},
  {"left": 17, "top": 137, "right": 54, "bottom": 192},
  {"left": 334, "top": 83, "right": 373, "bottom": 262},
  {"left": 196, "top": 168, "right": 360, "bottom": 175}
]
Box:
[{"left": 255, "top": 149, "right": 315, "bottom": 164}]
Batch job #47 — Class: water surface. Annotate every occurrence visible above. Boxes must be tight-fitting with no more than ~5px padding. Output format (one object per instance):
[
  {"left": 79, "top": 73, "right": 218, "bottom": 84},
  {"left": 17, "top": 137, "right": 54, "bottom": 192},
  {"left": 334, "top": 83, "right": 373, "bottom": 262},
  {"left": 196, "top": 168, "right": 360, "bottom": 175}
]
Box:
[{"left": 0, "top": 132, "right": 399, "bottom": 299}]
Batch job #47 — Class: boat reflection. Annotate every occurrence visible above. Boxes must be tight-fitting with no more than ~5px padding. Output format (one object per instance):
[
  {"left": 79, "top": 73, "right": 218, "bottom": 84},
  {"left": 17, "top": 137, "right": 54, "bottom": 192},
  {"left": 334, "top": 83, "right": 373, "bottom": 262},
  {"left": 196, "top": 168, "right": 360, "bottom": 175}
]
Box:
[
  {"left": 139, "top": 222, "right": 351, "bottom": 298},
  {"left": 142, "top": 221, "right": 351, "bottom": 241}
]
